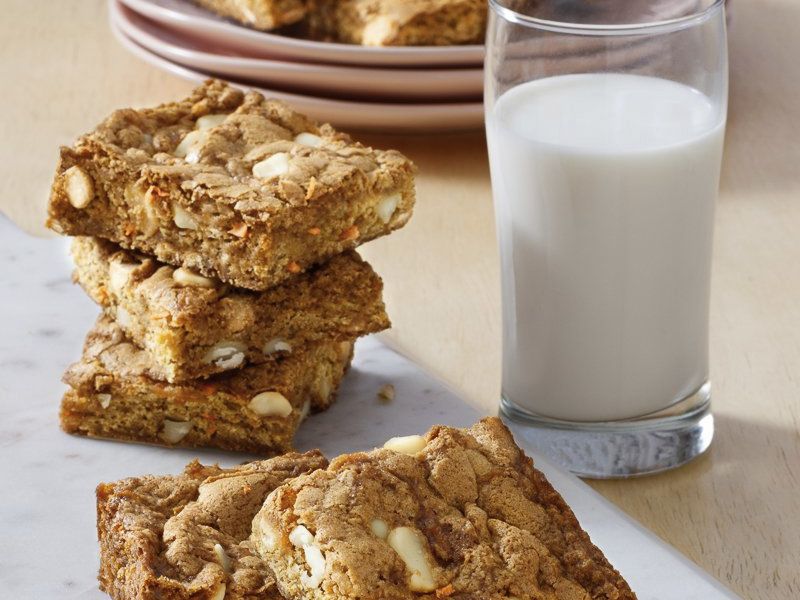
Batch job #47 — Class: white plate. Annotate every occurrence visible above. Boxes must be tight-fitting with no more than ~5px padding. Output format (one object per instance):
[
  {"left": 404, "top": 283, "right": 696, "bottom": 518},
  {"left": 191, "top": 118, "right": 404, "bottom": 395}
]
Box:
[
  {"left": 0, "top": 219, "right": 742, "bottom": 600},
  {"left": 113, "top": 1, "right": 483, "bottom": 102},
  {"left": 111, "top": 17, "right": 484, "bottom": 132},
  {"left": 118, "top": 0, "right": 485, "bottom": 67}
]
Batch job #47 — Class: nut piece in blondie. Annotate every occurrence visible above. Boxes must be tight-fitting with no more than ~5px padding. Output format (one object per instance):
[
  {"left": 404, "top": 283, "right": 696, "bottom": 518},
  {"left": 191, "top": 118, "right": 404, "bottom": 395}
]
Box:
[
  {"left": 72, "top": 236, "right": 389, "bottom": 382},
  {"left": 307, "top": 0, "right": 488, "bottom": 46},
  {"left": 251, "top": 418, "right": 636, "bottom": 599},
  {"left": 193, "top": 0, "right": 307, "bottom": 31},
  {"left": 96, "top": 452, "right": 327, "bottom": 600},
  {"left": 60, "top": 316, "right": 354, "bottom": 454},
  {"left": 47, "top": 80, "right": 416, "bottom": 290}
]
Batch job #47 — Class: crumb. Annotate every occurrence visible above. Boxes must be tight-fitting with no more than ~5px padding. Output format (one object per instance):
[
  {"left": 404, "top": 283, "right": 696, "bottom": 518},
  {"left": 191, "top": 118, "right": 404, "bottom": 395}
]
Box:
[{"left": 377, "top": 383, "right": 395, "bottom": 402}]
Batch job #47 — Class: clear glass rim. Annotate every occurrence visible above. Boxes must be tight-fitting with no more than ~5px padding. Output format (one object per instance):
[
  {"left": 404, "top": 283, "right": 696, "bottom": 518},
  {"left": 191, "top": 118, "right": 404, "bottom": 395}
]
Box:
[{"left": 488, "top": 0, "right": 726, "bottom": 36}]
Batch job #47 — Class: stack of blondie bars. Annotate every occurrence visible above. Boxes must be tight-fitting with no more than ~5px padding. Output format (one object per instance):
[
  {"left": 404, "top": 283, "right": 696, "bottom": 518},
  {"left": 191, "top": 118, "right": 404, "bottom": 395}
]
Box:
[{"left": 46, "top": 80, "right": 416, "bottom": 454}]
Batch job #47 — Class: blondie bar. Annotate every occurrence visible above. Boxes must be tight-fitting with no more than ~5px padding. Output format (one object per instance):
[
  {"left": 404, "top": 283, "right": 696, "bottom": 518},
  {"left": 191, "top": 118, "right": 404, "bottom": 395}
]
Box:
[
  {"left": 96, "top": 452, "right": 328, "bottom": 600},
  {"left": 252, "top": 418, "right": 636, "bottom": 599},
  {"left": 61, "top": 316, "right": 353, "bottom": 453},
  {"left": 47, "top": 80, "right": 415, "bottom": 290},
  {"left": 307, "top": 0, "right": 488, "bottom": 46},
  {"left": 72, "top": 236, "right": 388, "bottom": 382},
  {"left": 193, "top": 0, "right": 306, "bottom": 31}
]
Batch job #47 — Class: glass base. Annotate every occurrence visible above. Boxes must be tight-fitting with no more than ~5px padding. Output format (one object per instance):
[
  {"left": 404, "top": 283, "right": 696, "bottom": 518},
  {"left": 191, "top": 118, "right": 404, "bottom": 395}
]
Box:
[{"left": 499, "top": 382, "right": 714, "bottom": 478}]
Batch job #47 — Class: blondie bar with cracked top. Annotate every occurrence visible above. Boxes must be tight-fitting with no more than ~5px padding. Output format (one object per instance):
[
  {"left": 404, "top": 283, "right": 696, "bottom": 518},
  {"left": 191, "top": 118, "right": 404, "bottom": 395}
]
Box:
[
  {"left": 251, "top": 418, "right": 636, "bottom": 599},
  {"left": 96, "top": 452, "right": 328, "bottom": 600},
  {"left": 61, "top": 316, "right": 353, "bottom": 453},
  {"left": 47, "top": 80, "right": 415, "bottom": 290},
  {"left": 71, "top": 236, "right": 388, "bottom": 382}
]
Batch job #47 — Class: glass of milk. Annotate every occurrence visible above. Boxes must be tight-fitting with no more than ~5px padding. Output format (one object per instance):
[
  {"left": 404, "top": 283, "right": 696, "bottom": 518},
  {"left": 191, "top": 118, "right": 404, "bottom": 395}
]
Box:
[{"left": 486, "top": 0, "right": 728, "bottom": 477}]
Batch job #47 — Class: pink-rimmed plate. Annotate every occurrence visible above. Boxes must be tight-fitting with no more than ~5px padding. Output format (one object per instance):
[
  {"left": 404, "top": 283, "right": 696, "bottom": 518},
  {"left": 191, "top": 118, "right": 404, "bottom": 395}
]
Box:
[{"left": 110, "top": 14, "right": 484, "bottom": 132}]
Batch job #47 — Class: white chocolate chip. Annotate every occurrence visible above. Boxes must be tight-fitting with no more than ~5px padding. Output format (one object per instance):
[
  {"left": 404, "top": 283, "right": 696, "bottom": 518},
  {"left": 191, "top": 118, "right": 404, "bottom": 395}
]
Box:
[
  {"left": 116, "top": 307, "right": 132, "bottom": 328},
  {"left": 387, "top": 527, "right": 437, "bottom": 592},
  {"left": 63, "top": 166, "right": 95, "bottom": 209},
  {"left": 142, "top": 186, "right": 160, "bottom": 236},
  {"left": 173, "top": 205, "right": 198, "bottom": 230},
  {"left": 362, "top": 15, "right": 395, "bottom": 46},
  {"left": 263, "top": 337, "right": 292, "bottom": 355},
  {"left": 316, "top": 373, "right": 332, "bottom": 403},
  {"left": 370, "top": 519, "right": 389, "bottom": 539},
  {"left": 203, "top": 342, "right": 246, "bottom": 370},
  {"left": 294, "top": 132, "right": 324, "bottom": 147},
  {"left": 383, "top": 435, "right": 426, "bottom": 456},
  {"left": 108, "top": 261, "right": 138, "bottom": 294},
  {"left": 289, "top": 525, "right": 315, "bottom": 548},
  {"left": 209, "top": 582, "right": 226, "bottom": 600},
  {"left": 376, "top": 192, "right": 401, "bottom": 224},
  {"left": 173, "top": 267, "right": 216, "bottom": 288},
  {"left": 299, "top": 399, "right": 311, "bottom": 421},
  {"left": 173, "top": 129, "right": 205, "bottom": 159},
  {"left": 197, "top": 113, "right": 228, "bottom": 130},
  {"left": 160, "top": 419, "right": 192, "bottom": 444},
  {"left": 186, "top": 148, "right": 202, "bottom": 164},
  {"left": 214, "top": 543, "right": 231, "bottom": 574},
  {"left": 248, "top": 391, "right": 292, "bottom": 417},
  {"left": 289, "top": 525, "right": 326, "bottom": 589},
  {"left": 252, "top": 153, "right": 289, "bottom": 179},
  {"left": 301, "top": 544, "right": 326, "bottom": 589},
  {"left": 97, "top": 393, "right": 111, "bottom": 409}
]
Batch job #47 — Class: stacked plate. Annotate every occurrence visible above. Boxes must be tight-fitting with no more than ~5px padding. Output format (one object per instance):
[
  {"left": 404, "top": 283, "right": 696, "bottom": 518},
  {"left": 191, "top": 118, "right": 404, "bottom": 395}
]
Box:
[
  {"left": 111, "top": 0, "right": 731, "bottom": 133},
  {"left": 110, "top": 0, "right": 485, "bottom": 132}
]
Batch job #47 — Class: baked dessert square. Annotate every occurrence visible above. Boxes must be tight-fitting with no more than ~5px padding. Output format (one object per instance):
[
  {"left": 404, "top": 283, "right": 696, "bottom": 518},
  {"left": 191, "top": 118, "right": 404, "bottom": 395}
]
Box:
[
  {"left": 96, "top": 451, "right": 328, "bottom": 600},
  {"left": 193, "top": 0, "right": 307, "bottom": 31},
  {"left": 251, "top": 418, "right": 636, "bottom": 599},
  {"left": 61, "top": 316, "right": 353, "bottom": 454},
  {"left": 47, "top": 80, "right": 415, "bottom": 291},
  {"left": 72, "top": 236, "right": 389, "bottom": 383},
  {"left": 307, "top": 0, "right": 488, "bottom": 46}
]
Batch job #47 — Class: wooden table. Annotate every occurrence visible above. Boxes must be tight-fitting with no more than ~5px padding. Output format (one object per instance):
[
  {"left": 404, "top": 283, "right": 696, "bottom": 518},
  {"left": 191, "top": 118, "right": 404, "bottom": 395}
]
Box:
[{"left": 2, "top": 1, "right": 797, "bottom": 598}]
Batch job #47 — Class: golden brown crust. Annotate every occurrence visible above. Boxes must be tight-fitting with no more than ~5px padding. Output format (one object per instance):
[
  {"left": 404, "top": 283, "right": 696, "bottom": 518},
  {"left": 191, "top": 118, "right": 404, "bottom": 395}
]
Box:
[
  {"left": 47, "top": 80, "right": 416, "bottom": 290},
  {"left": 61, "top": 316, "right": 354, "bottom": 453},
  {"left": 96, "top": 452, "right": 328, "bottom": 600},
  {"left": 71, "top": 236, "right": 389, "bottom": 382},
  {"left": 251, "top": 418, "right": 636, "bottom": 599}
]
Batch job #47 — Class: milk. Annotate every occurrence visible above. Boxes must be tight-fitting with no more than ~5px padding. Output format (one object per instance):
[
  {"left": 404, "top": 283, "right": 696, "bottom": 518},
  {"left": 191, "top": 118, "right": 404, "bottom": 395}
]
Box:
[{"left": 487, "top": 74, "right": 725, "bottom": 422}]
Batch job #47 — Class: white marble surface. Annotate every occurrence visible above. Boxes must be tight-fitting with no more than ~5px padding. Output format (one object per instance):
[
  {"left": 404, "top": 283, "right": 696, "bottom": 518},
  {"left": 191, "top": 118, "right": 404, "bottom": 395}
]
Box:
[{"left": 0, "top": 217, "right": 739, "bottom": 599}]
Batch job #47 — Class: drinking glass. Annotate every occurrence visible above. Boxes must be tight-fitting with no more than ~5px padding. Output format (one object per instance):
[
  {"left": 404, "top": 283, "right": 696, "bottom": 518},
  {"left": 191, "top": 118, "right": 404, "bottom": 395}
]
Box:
[{"left": 485, "top": 0, "right": 728, "bottom": 477}]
